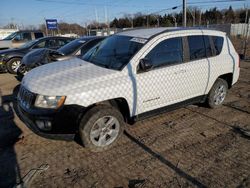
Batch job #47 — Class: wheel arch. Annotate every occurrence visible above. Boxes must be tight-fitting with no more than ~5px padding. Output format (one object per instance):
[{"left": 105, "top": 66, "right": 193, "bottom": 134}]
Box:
[
  {"left": 218, "top": 73, "right": 233, "bottom": 89},
  {"left": 87, "top": 97, "right": 131, "bottom": 123}
]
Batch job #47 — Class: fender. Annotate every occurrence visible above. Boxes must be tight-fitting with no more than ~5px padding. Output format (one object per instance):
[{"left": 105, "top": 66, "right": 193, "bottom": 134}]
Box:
[{"left": 3, "top": 52, "right": 25, "bottom": 63}]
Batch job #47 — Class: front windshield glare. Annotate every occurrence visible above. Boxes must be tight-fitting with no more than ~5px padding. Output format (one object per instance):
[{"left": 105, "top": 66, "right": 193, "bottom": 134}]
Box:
[
  {"left": 58, "top": 39, "right": 84, "bottom": 56},
  {"left": 19, "top": 40, "right": 37, "bottom": 49},
  {"left": 3, "top": 32, "right": 17, "bottom": 40},
  {"left": 82, "top": 35, "right": 144, "bottom": 70}
]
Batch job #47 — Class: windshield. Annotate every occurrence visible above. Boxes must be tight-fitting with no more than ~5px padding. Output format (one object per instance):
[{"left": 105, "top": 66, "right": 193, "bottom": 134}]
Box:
[
  {"left": 19, "top": 39, "right": 38, "bottom": 49},
  {"left": 82, "top": 35, "right": 144, "bottom": 70},
  {"left": 3, "top": 32, "right": 17, "bottom": 40},
  {"left": 58, "top": 39, "right": 85, "bottom": 55}
]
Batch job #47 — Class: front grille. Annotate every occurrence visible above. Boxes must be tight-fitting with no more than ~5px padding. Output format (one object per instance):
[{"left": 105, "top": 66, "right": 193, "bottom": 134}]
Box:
[{"left": 18, "top": 86, "right": 35, "bottom": 109}]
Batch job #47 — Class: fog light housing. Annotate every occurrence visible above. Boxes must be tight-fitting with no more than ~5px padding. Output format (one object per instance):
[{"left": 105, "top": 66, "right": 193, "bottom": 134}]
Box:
[{"left": 36, "top": 120, "right": 52, "bottom": 131}]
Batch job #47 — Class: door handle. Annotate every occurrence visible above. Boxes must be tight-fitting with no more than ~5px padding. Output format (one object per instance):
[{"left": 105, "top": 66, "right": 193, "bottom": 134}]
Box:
[{"left": 174, "top": 69, "right": 186, "bottom": 75}]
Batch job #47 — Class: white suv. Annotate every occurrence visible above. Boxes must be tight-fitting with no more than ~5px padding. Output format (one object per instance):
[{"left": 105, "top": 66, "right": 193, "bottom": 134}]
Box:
[{"left": 18, "top": 28, "right": 240, "bottom": 151}]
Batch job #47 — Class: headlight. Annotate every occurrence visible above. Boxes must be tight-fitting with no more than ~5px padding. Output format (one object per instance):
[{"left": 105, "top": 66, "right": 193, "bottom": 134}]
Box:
[{"left": 35, "top": 95, "right": 66, "bottom": 109}]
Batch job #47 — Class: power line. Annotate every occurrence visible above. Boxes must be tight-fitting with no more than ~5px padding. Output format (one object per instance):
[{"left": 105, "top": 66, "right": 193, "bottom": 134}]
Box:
[
  {"left": 188, "top": 0, "right": 245, "bottom": 5},
  {"left": 35, "top": 0, "right": 154, "bottom": 8}
]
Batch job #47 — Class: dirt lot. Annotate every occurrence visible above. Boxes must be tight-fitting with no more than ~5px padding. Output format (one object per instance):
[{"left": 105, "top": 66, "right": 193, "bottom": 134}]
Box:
[{"left": 0, "top": 61, "right": 250, "bottom": 188}]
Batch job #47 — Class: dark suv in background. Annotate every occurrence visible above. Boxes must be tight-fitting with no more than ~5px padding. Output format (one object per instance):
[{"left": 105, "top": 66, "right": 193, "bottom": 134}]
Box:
[
  {"left": 0, "top": 30, "right": 44, "bottom": 50},
  {"left": 0, "top": 36, "right": 73, "bottom": 73},
  {"left": 17, "top": 36, "right": 105, "bottom": 77}
]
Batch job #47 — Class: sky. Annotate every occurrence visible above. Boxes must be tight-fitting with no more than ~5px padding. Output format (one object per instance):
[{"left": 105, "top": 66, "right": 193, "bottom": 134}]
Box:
[{"left": 0, "top": 0, "right": 249, "bottom": 27}]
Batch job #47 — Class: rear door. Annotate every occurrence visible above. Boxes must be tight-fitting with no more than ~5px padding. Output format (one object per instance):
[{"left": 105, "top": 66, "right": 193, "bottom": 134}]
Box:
[{"left": 183, "top": 35, "right": 211, "bottom": 97}]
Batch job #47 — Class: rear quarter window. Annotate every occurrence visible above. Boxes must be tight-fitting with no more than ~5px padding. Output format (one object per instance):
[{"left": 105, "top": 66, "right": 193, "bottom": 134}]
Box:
[
  {"left": 212, "top": 36, "right": 224, "bottom": 55},
  {"left": 57, "top": 39, "right": 70, "bottom": 47}
]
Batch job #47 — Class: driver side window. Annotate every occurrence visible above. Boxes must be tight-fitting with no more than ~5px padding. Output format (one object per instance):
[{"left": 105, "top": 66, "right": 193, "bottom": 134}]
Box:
[
  {"left": 145, "top": 37, "right": 183, "bottom": 68},
  {"left": 33, "top": 41, "right": 46, "bottom": 48},
  {"left": 14, "top": 33, "right": 31, "bottom": 41}
]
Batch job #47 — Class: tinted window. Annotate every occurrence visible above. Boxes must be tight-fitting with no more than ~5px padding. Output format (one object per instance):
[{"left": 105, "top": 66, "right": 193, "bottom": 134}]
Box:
[
  {"left": 188, "top": 35, "right": 206, "bottom": 61},
  {"left": 45, "top": 39, "right": 58, "bottom": 49},
  {"left": 145, "top": 37, "right": 183, "bottom": 68},
  {"left": 23, "top": 33, "right": 32, "bottom": 40},
  {"left": 57, "top": 39, "right": 70, "bottom": 47},
  {"left": 34, "top": 32, "right": 43, "bottom": 39},
  {"left": 14, "top": 33, "right": 31, "bottom": 41},
  {"left": 82, "top": 35, "right": 143, "bottom": 70},
  {"left": 204, "top": 36, "right": 212, "bottom": 57},
  {"left": 212, "top": 36, "right": 223, "bottom": 55},
  {"left": 81, "top": 38, "right": 103, "bottom": 55},
  {"left": 33, "top": 41, "right": 46, "bottom": 48},
  {"left": 58, "top": 39, "right": 85, "bottom": 55}
]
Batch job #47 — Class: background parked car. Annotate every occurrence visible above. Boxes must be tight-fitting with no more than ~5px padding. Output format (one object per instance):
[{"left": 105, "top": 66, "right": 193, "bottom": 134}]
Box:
[
  {"left": 0, "top": 36, "right": 73, "bottom": 74},
  {"left": 17, "top": 36, "right": 105, "bottom": 77},
  {"left": 0, "top": 30, "right": 44, "bottom": 50}
]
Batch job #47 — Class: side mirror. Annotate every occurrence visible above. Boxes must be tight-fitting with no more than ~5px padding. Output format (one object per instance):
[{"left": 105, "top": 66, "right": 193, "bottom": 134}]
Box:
[{"left": 139, "top": 58, "right": 153, "bottom": 72}]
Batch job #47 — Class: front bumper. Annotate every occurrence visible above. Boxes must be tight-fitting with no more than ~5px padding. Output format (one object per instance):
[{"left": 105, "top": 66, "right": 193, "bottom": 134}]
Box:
[{"left": 17, "top": 104, "right": 83, "bottom": 140}]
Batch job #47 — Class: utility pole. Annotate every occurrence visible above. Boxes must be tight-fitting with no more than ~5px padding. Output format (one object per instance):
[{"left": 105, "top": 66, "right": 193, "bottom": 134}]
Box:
[
  {"left": 243, "top": 5, "right": 249, "bottom": 59},
  {"left": 193, "top": 9, "right": 195, "bottom": 27},
  {"left": 183, "top": 0, "right": 187, "bottom": 27},
  {"left": 146, "top": 16, "right": 149, "bottom": 28},
  {"left": 199, "top": 11, "right": 202, "bottom": 26},
  {"left": 172, "top": 16, "right": 177, "bottom": 27},
  {"left": 44, "top": 18, "right": 48, "bottom": 36}
]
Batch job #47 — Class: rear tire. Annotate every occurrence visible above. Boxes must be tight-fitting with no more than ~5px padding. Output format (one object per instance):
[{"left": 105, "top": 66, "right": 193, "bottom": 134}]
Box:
[
  {"left": 79, "top": 105, "right": 124, "bottom": 152},
  {"left": 207, "top": 78, "right": 228, "bottom": 108},
  {"left": 6, "top": 58, "right": 21, "bottom": 74}
]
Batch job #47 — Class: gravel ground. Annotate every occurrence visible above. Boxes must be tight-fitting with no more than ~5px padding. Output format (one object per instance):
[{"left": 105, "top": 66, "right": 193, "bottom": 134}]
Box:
[{"left": 0, "top": 61, "right": 250, "bottom": 188}]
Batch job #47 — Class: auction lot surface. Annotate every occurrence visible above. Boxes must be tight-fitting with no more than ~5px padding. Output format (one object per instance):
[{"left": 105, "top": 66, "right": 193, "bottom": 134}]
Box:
[{"left": 0, "top": 62, "right": 250, "bottom": 188}]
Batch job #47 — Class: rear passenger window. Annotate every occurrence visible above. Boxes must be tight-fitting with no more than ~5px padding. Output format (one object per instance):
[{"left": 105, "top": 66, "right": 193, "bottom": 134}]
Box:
[
  {"left": 34, "top": 41, "right": 45, "bottom": 48},
  {"left": 58, "top": 39, "right": 68, "bottom": 47},
  {"left": 145, "top": 37, "right": 183, "bottom": 68},
  {"left": 188, "top": 35, "right": 206, "bottom": 61},
  {"left": 22, "top": 33, "right": 32, "bottom": 41},
  {"left": 45, "top": 39, "right": 57, "bottom": 48},
  {"left": 204, "top": 36, "right": 213, "bottom": 57},
  {"left": 212, "top": 36, "right": 223, "bottom": 55}
]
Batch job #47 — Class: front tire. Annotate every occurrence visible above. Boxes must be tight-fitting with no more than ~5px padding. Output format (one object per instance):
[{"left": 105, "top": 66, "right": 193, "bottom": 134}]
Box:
[
  {"left": 79, "top": 105, "right": 124, "bottom": 152},
  {"left": 6, "top": 58, "right": 21, "bottom": 74},
  {"left": 207, "top": 78, "right": 228, "bottom": 108}
]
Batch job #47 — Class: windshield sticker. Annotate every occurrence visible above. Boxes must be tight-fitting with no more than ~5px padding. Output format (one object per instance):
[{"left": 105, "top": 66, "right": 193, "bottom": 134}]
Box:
[{"left": 130, "top": 37, "right": 147, "bottom": 44}]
